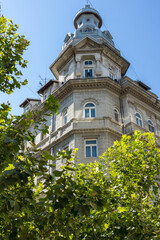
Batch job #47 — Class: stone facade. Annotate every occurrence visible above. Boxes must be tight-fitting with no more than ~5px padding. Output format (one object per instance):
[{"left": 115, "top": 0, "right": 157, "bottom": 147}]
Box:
[{"left": 20, "top": 5, "right": 160, "bottom": 169}]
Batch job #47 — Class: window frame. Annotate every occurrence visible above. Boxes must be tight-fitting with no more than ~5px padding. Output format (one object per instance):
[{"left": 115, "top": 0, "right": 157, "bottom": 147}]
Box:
[
  {"left": 114, "top": 108, "right": 119, "bottom": 122},
  {"left": 85, "top": 69, "right": 93, "bottom": 78},
  {"left": 84, "top": 102, "right": 96, "bottom": 118},
  {"left": 63, "top": 109, "right": 68, "bottom": 125},
  {"left": 85, "top": 139, "right": 98, "bottom": 158},
  {"left": 84, "top": 60, "right": 93, "bottom": 66},
  {"left": 148, "top": 119, "right": 154, "bottom": 133},
  {"left": 135, "top": 112, "right": 143, "bottom": 127}
]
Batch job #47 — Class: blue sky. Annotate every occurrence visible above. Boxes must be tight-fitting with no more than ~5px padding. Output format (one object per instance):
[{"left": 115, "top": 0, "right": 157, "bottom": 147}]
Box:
[{"left": 1, "top": 0, "right": 160, "bottom": 115}]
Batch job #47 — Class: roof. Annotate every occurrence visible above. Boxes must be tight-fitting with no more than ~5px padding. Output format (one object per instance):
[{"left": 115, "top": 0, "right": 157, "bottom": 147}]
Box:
[
  {"left": 19, "top": 98, "right": 41, "bottom": 108},
  {"left": 136, "top": 80, "right": 151, "bottom": 91},
  {"left": 37, "top": 79, "right": 58, "bottom": 94},
  {"left": 74, "top": 5, "right": 102, "bottom": 29}
]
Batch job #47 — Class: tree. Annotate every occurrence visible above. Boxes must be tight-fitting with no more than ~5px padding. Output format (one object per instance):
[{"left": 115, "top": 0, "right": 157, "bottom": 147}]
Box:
[
  {"left": 31, "top": 131, "right": 159, "bottom": 240},
  {"left": 0, "top": 16, "right": 29, "bottom": 93},
  {"left": 0, "top": 16, "right": 160, "bottom": 240}
]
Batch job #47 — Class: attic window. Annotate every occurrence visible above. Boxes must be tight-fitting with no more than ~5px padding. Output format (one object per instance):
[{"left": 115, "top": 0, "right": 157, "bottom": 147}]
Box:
[
  {"left": 86, "top": 18, "right": 90, "bottom": 22},
  {"left": 84, "top": 60, "right": 93, "bottom": 65}
]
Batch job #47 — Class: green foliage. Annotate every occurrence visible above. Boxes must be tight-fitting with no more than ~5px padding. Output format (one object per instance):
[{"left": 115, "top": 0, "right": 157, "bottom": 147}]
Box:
[
  {"left": 0, "top": 15, "right": 160, "bottom": 240},
  {"left": 0, "top": 16, "right": 29, "bottom": 94},
  {"left": 44, "top": 95, "right": 60, "bottom": 115}
]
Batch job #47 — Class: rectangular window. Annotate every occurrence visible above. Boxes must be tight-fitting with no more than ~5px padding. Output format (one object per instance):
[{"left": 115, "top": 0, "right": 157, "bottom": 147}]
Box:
[
  {"left": 84, "top": 60, "right": 93, "bottom": 65},
  {"left": 85, "top": 69, "right": 93, "bottom": 78},
  {"left": 85, "top": 140, "right": 97, "bottom": 158},
  {"left": 63, "top": 110, "right": 68, "bottom": 125}
]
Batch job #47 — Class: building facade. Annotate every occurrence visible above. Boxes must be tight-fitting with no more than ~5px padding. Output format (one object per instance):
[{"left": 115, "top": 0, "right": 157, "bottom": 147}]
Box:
[{"left": 20, "top": 5, "right": 160, "bottom": 168}]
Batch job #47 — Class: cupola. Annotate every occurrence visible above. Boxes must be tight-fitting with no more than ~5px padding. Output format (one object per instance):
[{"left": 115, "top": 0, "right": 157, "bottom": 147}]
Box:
[{"left": 73, "top": 4, "right": 102, "bottom": 30}]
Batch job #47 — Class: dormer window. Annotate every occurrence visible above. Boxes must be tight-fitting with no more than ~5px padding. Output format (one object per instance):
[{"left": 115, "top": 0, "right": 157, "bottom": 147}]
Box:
[
  {"left": 86, "top": 18, "right": 90, "bottom": 22},
  {"left": 84, "top": 60, "right": 93, "bottom": 65}
]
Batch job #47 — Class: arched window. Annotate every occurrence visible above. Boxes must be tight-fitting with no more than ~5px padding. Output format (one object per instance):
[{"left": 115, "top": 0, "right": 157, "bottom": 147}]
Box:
[
  {"left": 148, "top": 120, "right": 154, "bottom": 133},
  {"left": 84, "top": 103, "right": 96, "bottom": 118},
  {"left": 63, "top": 110, "right": 68, "bottom": 125},
  {"left": 136, "top": 113, "right": 142, "bottom": 127},
  {"left": 114, "top": 109, "right": 119, "bottom": 122}
]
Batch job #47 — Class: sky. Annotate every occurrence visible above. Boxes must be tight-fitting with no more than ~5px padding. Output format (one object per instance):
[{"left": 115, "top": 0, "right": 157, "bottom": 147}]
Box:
[{"left": 1, "top": 0, "right": 160, "bottom": 115}]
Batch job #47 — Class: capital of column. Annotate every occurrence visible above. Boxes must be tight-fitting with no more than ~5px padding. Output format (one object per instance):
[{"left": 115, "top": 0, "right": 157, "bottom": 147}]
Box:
[{"left": 75, "top": 55, "right": 81, "bottom": 62}]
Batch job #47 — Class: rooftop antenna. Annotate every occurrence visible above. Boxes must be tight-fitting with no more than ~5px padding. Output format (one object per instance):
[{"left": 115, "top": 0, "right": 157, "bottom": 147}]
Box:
[{"left": 38, "top": 75, "right": 49, "bottom": 87}]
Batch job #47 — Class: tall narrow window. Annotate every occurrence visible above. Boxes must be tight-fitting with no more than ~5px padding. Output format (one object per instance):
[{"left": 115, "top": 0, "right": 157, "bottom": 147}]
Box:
[
  {"left": 136, "top": 113, "right": 142, "bottom": 127},
  {"left": 63, "top": 110, "right": 68, "bottom": 125},
  {"left": 148, "top": 120, "right": 154, "bottom": 133},
  {"left": 114, "top": 109, "right": 119, "bottom": 122},
  {"left": 84, "top": 103, "right": 96, "bottom": 118},
  {"left": 85, "top": 140, "right": 97, "bottom": 157}
]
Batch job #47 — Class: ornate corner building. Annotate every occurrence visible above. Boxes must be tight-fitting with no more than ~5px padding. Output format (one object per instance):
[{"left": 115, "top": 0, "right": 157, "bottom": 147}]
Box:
[{"left": 20, "top": 5, "right": 160, "bottom": 167}]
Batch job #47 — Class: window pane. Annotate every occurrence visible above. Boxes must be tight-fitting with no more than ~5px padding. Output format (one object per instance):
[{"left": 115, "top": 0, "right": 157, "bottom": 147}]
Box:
[
  {"left": 89, "top": 69, "right": 93, "bottom": 77},
  {"left": 91, "top": 108, "right": 95, "bottom": 117},
  {"left": 89, "top": 61, "right": 92, "bottom": 65},
  {"left": 85, "top": 70, "right": 88, "bottom": 78},
  {"left": 85, "top": 61, "right": 88, "bottom": 65},
  {"left": 149, "top": 125, "right": 154, "bottom": 133},
  {"left": 64, "top": 116, "right": 67, "bottom": 124},
  {"left": 136, "top": 113, "right": 141, "bottom": 118},
  {"left": 92, "top": 146, "right": 97, "bottom": 157},
  {"left": 85, "top": 109, "right": 89, "bottom": 118},
  {"left": 139, "top": 120, "right": 142, "bottom": 127},
  {"left": 85, "top": 103, "right": 95, "bottom": 107},
  {"left": 86, "top": 146, "right": 91, "bottom": 157},
  {"left": 136, "top": 118, "right": 138, "bottom": 125},
  {"left": 86, "top": 140, "right": 96, "bottom": 144}
]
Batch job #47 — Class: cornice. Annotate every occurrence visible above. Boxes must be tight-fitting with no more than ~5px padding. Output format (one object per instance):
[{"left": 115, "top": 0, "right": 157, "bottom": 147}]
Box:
[
  {"left": 121, "top": 77, "right": 160, "bottom": 112},
  {"left": 38, "top": 127, "right": 122, "bottom": 152},
  {"left": 53, "top": 77, "right": 121, "bottom": 102}
]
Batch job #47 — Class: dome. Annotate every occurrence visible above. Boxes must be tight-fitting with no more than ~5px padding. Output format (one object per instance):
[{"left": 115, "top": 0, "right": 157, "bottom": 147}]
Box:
[{"left": 73, "top": 5, "right": 102, "bottom": 29}]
